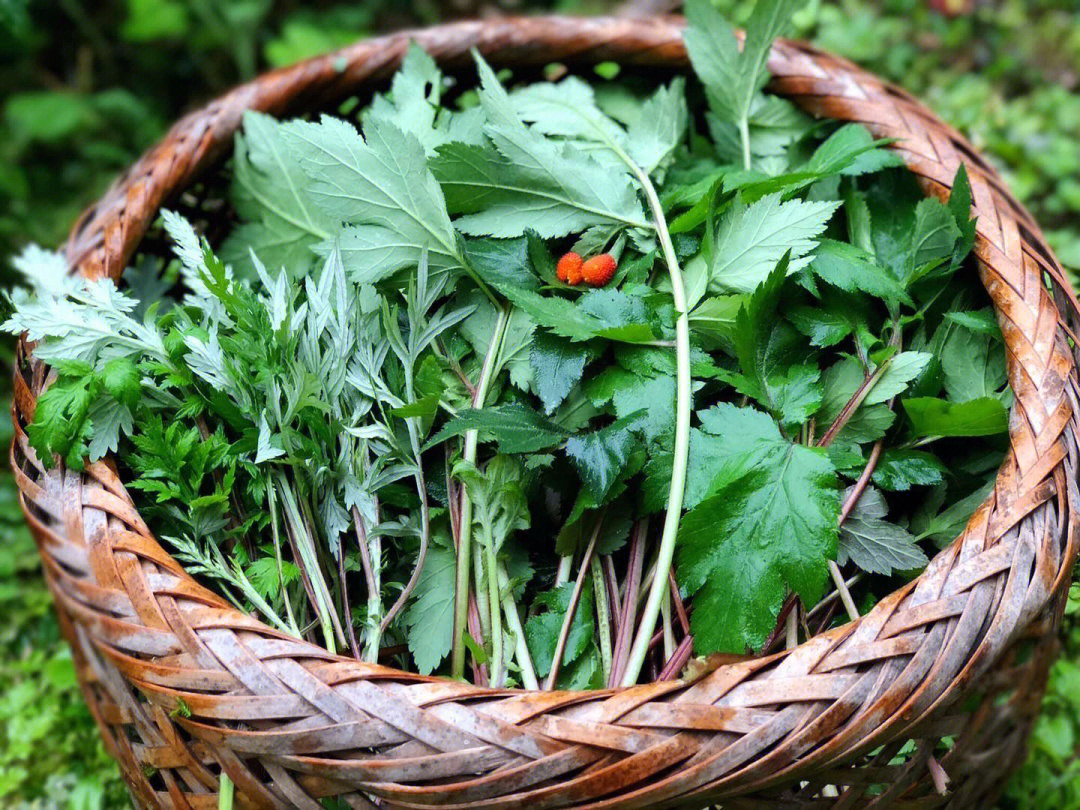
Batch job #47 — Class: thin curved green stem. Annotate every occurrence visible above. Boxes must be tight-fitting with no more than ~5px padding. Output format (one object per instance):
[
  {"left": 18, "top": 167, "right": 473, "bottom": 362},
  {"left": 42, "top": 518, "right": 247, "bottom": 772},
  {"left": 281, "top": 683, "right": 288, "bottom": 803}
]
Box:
[{"left": 619, "top": 163, "right": 692, "bottom": 687}]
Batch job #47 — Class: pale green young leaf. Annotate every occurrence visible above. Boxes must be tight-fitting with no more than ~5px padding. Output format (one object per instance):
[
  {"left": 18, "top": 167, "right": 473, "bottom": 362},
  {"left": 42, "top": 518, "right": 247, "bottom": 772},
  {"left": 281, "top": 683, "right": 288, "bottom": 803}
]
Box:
[
  {"left": 430, "top": 54, "right": 649, "bottom": 239},
  {"left": 865, "top": 351, "right": 932, "bottom": 405},
  {"left": 281, "top": 114, "right": 461, "bottom": 281},
  {"left": 626, "top": 78, "right": 689, "bottom": 175},
  {"left": 512, "top": 75, "right": 687, "bottom": 176},
  {"left": 220, "top": 110, "right": 336, "bottom": 277},
  {"left": 684, "top": 0, "right": 803, "bottom": 166},
  {"left": 365, "top": 41, "right": 484, "bottom": 156}
]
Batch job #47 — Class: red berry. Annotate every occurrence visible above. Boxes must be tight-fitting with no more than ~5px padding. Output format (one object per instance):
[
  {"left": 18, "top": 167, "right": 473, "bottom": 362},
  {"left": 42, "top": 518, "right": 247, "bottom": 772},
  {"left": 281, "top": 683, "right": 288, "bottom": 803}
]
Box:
[
  {"left": 557, "top": 252, "right": 584, "bottom": 286},
  {"left": 581, "top": 254, "right": 617, "bottom": 287}
]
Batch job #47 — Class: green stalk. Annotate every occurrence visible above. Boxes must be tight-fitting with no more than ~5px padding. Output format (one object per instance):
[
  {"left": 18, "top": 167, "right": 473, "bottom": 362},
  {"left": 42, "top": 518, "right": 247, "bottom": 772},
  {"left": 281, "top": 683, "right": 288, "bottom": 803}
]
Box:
[
  {"left": 554, "top": 555, "right": 573, "bottom": 587},
  {"left": 276, "top": 474, "right": 340, "bottom": 655},
  {"left": 619, "top": 162, "right": 693, "bottom": 687},
  {"left": 484, "top": 535, "right": 505, "bottom": 686},
  {"left": 498, "top": 563, "right": 539, "bottom": 690},
  {"left": 661, "top": 589, "right": 676, "bottom": 661},
  {"left": 450, "top": 305, "right": 511, "bottom": 679},
  {"left": 592, "top": 556, "right": 613, "bottom": 684},
  {"left": 267, "top": 485, "right": 301, "bottom": 637},
  {"left": 545, "top": 517, "right": 602, "bottom": 690},
  {"left": 739, "top": 118, "right": 753, "bottom": 172},
  {"left": 218, "top": 773, "right": 234, "bottom": 810},
  {"left": 378, "top": 375, "right": 432, "bottom": 635},
  {"left": 473, "top": 543, "right": 492, "bottom": 641}
]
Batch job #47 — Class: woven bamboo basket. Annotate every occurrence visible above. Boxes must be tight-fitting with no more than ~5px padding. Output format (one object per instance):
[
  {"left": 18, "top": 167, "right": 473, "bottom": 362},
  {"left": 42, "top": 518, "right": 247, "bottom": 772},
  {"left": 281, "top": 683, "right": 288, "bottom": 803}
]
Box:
[{"left": 11, "top": 14, "right": 1080, "bottom": 809}]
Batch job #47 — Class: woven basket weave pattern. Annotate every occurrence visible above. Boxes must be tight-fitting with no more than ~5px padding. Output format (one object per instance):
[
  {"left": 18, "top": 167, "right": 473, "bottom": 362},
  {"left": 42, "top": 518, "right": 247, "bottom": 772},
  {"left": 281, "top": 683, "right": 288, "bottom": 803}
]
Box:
[{"left": 11, "top": 16, "right": 1080, "bottom": 809}]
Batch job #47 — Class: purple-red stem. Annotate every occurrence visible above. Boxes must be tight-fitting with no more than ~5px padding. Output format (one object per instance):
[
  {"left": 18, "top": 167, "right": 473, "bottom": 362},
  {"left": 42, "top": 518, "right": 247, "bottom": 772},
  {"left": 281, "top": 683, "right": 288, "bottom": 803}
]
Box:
[
  {"left": 609, "top": 520, "right": 647, "bottom": 687},
  {"left": 658, "top": 636, "right": 694, "bottom": 681}
]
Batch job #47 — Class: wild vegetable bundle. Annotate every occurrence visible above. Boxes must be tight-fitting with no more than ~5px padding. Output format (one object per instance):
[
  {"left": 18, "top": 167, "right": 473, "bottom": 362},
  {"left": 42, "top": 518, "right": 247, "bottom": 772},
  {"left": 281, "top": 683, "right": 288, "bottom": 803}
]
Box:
[{"left": 4, "top": 0, "right": 1008, "bottom": 691}]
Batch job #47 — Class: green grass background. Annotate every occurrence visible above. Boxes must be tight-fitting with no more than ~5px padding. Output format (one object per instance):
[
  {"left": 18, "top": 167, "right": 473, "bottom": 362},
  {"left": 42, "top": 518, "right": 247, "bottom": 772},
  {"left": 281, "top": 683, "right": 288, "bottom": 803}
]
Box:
[{"left": 2, "top": 1, "right": 1079, "bottom": 807}]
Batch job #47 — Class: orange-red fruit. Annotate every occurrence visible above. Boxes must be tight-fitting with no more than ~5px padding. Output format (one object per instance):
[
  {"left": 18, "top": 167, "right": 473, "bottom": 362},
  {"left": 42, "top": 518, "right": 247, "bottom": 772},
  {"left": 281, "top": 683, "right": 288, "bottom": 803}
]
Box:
[
  {"left": 582, "top": 254, "right": 617, "bottom": 287},
  {"left": 557, "top": 252, "right": 584, "bottom": 285}
]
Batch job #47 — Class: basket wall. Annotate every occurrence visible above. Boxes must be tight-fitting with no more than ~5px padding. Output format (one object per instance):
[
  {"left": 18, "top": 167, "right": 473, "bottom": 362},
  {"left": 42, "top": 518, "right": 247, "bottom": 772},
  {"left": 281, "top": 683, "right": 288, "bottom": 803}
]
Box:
[{"left": 11, "top": 15, "right": 1080, "bottom": 810}]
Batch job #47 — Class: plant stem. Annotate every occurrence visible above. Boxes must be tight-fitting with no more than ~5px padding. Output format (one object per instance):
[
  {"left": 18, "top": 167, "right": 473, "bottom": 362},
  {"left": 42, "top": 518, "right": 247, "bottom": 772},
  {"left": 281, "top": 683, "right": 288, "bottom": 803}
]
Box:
[
  {"left": 378, "top": 435, "right": 431, "bottom": 635},
  {"left": 350, "top": 505, "right": 382, "bottom": 661},
  {"left": 218, "top": 773, "right": 234, "bottom": 810},
  {"left": 267, "top": 486, "right": 301, "bottom": 637},
  {"left": 484, "top": 533, "right": 505, "bottom": 686},
  {"left": 554, "top": 555, "right": 573, "bottom": 587},
  {"left": 619, "top": 164, "right": 693, "bottom": 688},
  {"left": 829, "top": 439, "right": 886, "bottom": 622},
  {"left": 816, "top": 356, "right": 892, "bottom": 449},
  {"left": 739, "top": 117, "right": 753, "bottom": 172},
  {"left": 450, "top": 305, "right": 510, "bottom": 679},
  {"left": 609, "top": 519, "right": 647, "bottom": 687},
  {"left": 592, "top": 556, "right": 613, "bottom": 684},
  {"left": 277, "top": 476, "right": 340, "bottom": 654},
  {"left": 661, "top": 589, "right": 676, "bottom": 661},
  {"left": 545, "top": 520, "right": 601, "bottom": 690},
  {"left": 659, "top": 635, "right": 694, "bottom": 681},
  {"left": 785, "top": 605, "right": 799, "bottom": 649},
  {"left": 498, "top": 564, "right": 539, "bottom": 690},
  {"left": 473, "top": 543, "right": 492, "bottom": 643},
  {"left": 668, "top": 569, "right": 690, "bottom": 635}
]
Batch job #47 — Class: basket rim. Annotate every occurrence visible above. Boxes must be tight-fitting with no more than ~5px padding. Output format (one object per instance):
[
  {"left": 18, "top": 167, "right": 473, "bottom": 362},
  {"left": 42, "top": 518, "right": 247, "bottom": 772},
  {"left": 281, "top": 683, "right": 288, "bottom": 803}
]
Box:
[{"left": 13, "top": 14, "right": 1080, "bottom": 808}]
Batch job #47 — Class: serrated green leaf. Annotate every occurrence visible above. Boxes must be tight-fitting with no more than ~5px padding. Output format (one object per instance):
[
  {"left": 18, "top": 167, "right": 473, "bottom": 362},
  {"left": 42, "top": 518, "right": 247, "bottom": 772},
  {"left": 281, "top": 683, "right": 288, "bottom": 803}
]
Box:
[
  {"left": 788, "top": 305, "right": 853, "bottom": 347},
  {"left": 565, "top": 419, "right": 637, "bottom": 502},
  {"left": 220, "top": 110, "right": 337, "bottom": 277},
  {"left": 281, "top": 114, "right": 462, "bottom": 281},
  {"left": 708, "top": 194, "right": 840, "bottom": 293},
  {"left": 403, "top": 540, "right": 457, "bottom": 675},
  {"left": 430, "top": 55, "right": 649, "bottom": 239},
  {"left": 867, "top": 351, "right": 932, "bottom": 405},
  {"left": 677, "top": 403, "right": 839, "bottom": 654},
  {"left": 497, "top": 284, "right": 657, "bottom": 344},
  {"left": 428, "top": 403, "right": 569, "bottom": 453},
  {"left": 808, "top": 239, "right": 913, "bottom": 306},
  {"left": 530, "top": 331, "right": 591, "bottom": 414},
  {"left": 838, "top": 487, "right": 928, "bottom": 575},
  {"left": 945, "top": 308, "right": 1000, "bottom": 337},
  {"left": 100, "top": 356, "right": 141, "bottom": 410},
  {"left": 871, "top": 449, "right": 946, "bottom": 491},
  {"left": 941, "top": 326, "right": 1007, "bottom": 402},
  {"left": 365, "top": 41, "right": 484, "bottom": 157},
  {"left": 27, "top": 374, "right": 101, "bottom": 469}
]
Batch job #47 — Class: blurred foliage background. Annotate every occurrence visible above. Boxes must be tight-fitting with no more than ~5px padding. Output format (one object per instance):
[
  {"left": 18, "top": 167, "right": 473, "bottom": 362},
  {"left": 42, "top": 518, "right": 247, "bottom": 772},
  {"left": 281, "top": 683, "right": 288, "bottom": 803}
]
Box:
[{"left": 1, "top": 0, "right": 1079, "bottom": 807}]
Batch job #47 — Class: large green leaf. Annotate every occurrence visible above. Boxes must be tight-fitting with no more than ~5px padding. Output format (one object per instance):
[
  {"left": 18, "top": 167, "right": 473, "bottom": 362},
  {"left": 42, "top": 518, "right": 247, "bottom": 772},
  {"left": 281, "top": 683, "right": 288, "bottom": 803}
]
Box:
[
  {"left": 677, "top": 403, "right": 840, "bottom": 654},
  {"left": 430, "top": 55, "right": 649, "bottom": 239},
  {"left": 903, "top": 396, "right": 1009, "bottom": 437}
]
